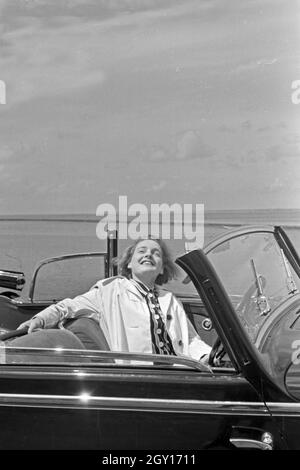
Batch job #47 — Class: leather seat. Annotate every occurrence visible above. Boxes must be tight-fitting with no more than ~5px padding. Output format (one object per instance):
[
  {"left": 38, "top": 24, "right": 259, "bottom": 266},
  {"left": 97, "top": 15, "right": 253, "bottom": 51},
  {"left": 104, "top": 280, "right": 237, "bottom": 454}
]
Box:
[
  {"left": 6, "top": 328, "right": 85, "bottom": 350},
  {"left": 4, "top": 329, "right": 87, "bottom": 363},
  {"left": 3, "top": 318, "right": 112, "bottom": 364},
  {"left": 64, "top": 317, "right": 110, "bottom": 351}
]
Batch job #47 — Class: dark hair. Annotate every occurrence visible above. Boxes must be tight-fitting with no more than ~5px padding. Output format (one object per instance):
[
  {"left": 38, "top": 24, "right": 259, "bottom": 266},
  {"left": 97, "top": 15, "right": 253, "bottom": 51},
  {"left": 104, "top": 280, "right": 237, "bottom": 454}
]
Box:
[{"left": 116, "top": 237, "right": 178, "bottom": 285}]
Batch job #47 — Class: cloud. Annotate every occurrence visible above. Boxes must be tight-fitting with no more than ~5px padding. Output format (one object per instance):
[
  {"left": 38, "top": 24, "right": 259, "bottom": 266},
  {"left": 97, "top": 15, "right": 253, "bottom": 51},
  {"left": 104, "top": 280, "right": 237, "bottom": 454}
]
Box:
[
  {"left": 224, "top": 153, "right": 245, "bottom": 168},
  {"left": 284, "top": 133, "right": 300, "bottom": 144},
  {"left": 257, "top": 58, "right": 278, "bottom": 66},
  {"left": 0, "top": 1, "right": 212, "bottom": 107},
  {"left": 91, "top": 0, "right": 178, "bottom": 12},
  {"left": 0, "top": 144, "right": 17, "bottom": 181},
  {"left": 217, "top": 124, "right": 235, "bottom": 133},
  {"left": 147, "top": 131, "right": 215, "bottom": 163},
  {"left": 278, "top": 122, "right": 287, "bottom": 129},
  {"left": 241, "top": 120, "right": 252, "bottom": 130},
  {"left": 0, "top": 0, "right": 7, "bottom": 11},
  {"left": 268, "top": 177, "right": 285, "bottom": 192},
  {"left": 149, "top": 147, "right": 168, "bottom": 161},
  {"left": 0, "top": 0, "right": 298, "bottom": 213},
  {"left": 175, "top": 130, "right": 214, "bottom": 161},
  {"left": 0, "top": 0, "right": 194, "bottom": 23},
  {"left": 1, "top": 19, "right": 106, "bottom": 106},
  {"left": 233, "top": 58, "right": 278, "bottom": 74},
  {"left": 265, "top": 143, "right": 300, "bottom": 162},
  {"left": 257, "top": 126, "right": 271, "bottom": 133},
  {"left": 147, "top": 180, "right": 167, "bottom": 192},
  {"left": 0, "top": 0, "right": 290, "bottom": 109},
  {"left": 0, "top": 144, "right": 13, "bottom": 161}
]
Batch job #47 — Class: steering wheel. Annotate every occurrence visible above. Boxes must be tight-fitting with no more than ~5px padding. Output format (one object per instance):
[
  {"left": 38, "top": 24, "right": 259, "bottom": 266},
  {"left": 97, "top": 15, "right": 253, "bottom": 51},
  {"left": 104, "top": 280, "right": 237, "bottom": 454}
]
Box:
[
  {"left": 208, "top": 277, "right": 268, "bottom": 367},
  {"left": 208, "top": 337, "right": 228, "bottom": 367},
  {"left": 208, "top": 281, "right": 259, "bottom": 367}
]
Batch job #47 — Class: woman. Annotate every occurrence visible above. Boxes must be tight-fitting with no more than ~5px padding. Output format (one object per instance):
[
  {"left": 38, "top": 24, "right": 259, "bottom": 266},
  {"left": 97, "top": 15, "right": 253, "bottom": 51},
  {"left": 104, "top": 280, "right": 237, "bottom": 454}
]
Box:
[{"left": 18, "top": 238, "right": 211, "bottom": 363}]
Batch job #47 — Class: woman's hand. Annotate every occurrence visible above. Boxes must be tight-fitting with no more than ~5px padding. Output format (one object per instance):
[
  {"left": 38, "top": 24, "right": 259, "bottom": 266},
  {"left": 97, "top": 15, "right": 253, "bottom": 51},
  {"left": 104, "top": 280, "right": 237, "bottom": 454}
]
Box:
[{"left": 17, "top": 317, "right": 44, "bottom": 334}]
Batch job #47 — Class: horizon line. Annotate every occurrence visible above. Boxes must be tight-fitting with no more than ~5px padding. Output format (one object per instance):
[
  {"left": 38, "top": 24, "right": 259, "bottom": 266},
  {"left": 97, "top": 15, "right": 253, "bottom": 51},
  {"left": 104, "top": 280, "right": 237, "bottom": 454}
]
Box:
[{"left": 1, "top": 207, "right": 300, "bottom": 218}]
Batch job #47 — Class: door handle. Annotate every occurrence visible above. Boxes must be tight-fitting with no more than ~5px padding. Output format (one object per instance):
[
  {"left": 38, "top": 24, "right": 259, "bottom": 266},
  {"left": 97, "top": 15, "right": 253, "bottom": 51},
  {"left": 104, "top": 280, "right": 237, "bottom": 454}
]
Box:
[
  {"left": 230, "top": 437, "right": 273, "bottom": 450},
  {"left": 230, "top": 428, "right": 273, "bottom": 450}
]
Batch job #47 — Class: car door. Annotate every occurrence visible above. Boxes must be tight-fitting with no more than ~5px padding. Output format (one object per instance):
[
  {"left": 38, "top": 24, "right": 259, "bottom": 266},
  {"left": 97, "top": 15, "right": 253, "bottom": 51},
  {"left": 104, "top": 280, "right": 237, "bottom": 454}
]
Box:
[
  {"left": 176, "top": 225, "right": 300, "bottom": 450},
  {"left": 0, "top": 346, "right": 282, "bottom": 450}
]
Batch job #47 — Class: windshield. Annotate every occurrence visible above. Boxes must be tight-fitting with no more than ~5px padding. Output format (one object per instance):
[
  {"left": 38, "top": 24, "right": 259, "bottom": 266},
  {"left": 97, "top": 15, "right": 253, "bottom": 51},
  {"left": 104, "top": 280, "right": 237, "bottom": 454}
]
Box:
[{"left": 207, "top": 231, "right": 300, "bottom": 344}]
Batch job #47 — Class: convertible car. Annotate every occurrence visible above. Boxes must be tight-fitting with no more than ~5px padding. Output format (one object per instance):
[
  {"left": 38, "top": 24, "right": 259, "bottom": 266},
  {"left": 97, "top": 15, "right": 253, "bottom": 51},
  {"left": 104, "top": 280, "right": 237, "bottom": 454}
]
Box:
[{"left": 0, "top": 225, "right": 300, "bottom": 450}]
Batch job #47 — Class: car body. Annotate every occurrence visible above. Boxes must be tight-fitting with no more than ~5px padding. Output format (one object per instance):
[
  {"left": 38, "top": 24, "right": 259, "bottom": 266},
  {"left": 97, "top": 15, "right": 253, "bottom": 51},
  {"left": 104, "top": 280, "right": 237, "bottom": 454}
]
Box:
[{"left": 0, "top": 225, "right": 300, "bottom": 450}]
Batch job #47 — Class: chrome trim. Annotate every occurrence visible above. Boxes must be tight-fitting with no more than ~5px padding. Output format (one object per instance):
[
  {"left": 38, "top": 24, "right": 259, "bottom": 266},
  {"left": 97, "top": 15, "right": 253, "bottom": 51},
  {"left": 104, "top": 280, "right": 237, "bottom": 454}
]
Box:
[
  {"left": 0, "top": 394, "right": 270, "bottom": 414},
  {"left": 203, "top": 225, "right": 275, "bottom": 254},
  {"left": 0, "top": 364, "right": 237, "bottom": 381},
  {"left": 0, "top": 347, "right": 211, "bottom": 372},
  {"left": 0, "top": 270, "right": 25, "bottom": 291},
  {"left": 106, "top": 229, "right": 118, "bottom": 277},
  {"left": 267, "top": 402, "right": 300, "bottom": 416},
  {"left": 11, "top": 299, "right": 52, "bottom": 307},
  {"left": 230, "top": 438, "right": 272, "bottom": 450},
  {"left": 201, "top": 318, "right": 212, "bottom": 331}
]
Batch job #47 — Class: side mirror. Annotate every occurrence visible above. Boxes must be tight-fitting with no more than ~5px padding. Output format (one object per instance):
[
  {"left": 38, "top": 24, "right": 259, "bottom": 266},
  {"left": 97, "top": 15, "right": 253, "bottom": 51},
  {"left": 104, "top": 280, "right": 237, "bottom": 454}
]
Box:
[{"left": 0, "top": 270, "right": 25, "bottom": 291}]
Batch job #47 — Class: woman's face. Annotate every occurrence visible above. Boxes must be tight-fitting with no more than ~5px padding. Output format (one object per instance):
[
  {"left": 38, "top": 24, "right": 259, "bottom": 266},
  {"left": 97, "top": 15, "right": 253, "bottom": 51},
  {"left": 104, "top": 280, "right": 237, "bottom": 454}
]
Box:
[{"left": 128, "top": 239, "right": 164, "bottom": 285}]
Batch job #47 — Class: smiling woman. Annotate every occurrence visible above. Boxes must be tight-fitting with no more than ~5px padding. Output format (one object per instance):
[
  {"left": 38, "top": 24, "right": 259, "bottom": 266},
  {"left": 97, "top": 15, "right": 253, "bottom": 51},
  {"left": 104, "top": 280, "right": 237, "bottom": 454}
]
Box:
[
  {"left": 16, "top": 238, "right": 211, "bottom": 363},
  {"left": 118, "top": 238, "right": 177, "bottom": 287}
]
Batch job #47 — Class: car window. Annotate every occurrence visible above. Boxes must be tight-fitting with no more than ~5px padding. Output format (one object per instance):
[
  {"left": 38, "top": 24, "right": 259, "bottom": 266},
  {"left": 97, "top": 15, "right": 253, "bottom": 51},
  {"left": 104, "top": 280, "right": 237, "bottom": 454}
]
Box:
[
  {"left": 31, "top": 254, "right": 106, "bottom": 302},
  {"left": 207, "top": 231, "right": 300, "bottom": 344}
]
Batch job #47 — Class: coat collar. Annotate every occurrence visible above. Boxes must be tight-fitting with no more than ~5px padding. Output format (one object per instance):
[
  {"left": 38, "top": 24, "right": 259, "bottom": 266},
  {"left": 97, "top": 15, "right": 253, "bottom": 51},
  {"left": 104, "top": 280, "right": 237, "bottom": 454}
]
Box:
[{"left": 123, "top": 277, "right": 173, "bottom": 313}]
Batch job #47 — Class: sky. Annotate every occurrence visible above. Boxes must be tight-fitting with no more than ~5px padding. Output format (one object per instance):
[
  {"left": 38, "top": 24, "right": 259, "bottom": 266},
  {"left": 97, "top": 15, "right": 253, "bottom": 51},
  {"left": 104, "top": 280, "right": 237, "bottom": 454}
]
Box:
[{"left": 0, "top": 0, "right": 299, "bottom": 214}]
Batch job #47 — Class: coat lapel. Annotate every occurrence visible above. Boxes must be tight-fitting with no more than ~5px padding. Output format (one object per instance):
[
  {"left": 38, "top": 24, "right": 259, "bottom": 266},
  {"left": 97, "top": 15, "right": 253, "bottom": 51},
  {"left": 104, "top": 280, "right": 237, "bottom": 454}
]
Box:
[
  {"left": 124, "top": 279, "right": 173, "bottom": 313},
  {"left": 156, "top": 288, "right": 173, "bottom": 319}
]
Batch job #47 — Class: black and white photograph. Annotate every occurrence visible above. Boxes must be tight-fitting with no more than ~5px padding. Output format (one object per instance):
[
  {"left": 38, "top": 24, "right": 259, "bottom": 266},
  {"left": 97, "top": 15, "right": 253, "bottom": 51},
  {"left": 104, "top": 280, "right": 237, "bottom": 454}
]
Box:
[{"left": 0, "top": 0, "right": 300, "bottom": 453}]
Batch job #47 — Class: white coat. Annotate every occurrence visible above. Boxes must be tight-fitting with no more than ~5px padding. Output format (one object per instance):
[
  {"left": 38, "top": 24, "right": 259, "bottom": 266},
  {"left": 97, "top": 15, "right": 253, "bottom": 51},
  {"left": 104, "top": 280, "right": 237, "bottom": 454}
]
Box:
[{"left": 35, "top": 276, "right": 211, "bottom": 361}]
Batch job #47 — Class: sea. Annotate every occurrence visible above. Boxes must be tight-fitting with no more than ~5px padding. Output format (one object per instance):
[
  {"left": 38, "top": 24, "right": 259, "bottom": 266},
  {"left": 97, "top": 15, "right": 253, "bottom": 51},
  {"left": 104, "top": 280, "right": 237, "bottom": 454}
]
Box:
[{"left": 0, "top": 208, "right": 299, "bottom": 298}]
